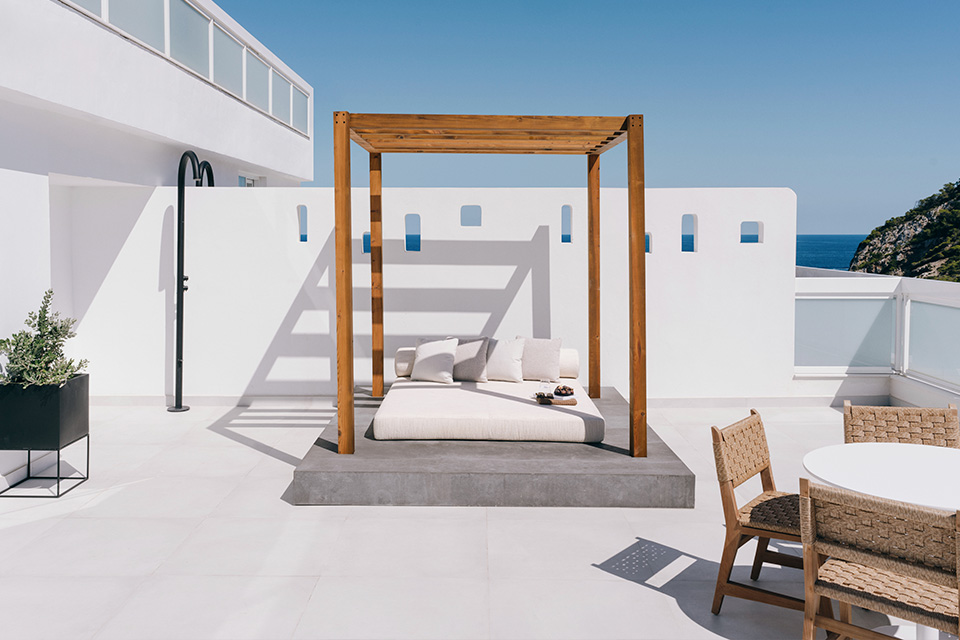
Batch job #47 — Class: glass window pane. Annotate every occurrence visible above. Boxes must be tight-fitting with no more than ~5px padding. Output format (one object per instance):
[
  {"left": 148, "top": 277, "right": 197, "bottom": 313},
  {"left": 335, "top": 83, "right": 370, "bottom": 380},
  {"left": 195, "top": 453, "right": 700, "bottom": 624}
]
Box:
[
  {"left": 170, "top": 0, "right": 209, "bottom": 76},
  {"left": 246, "top": 52, "right": 269, "bottom": 112},
  {"left": 795, "top": 298, "right": 894, "bottom": 367},
  {"left": 213, "top": 26, "right": 242, "bottom": 96},
  {"left": 72, "top": 0, "right": 101, "bottom": 16},
  {"left": 909, "top": 302, "right": 960, "bottom": 386},
  {"left": 293, "top": 88, "right": 309, "bottom": 133},
  {"left": 272, "top": 71, "right": 291, "bottom": 123},
  {"left": 561, "top": 205, "right": 572, "bottom": 243},
  {"left": 109, "top": 0, "right": 164, "bottom": 51}
]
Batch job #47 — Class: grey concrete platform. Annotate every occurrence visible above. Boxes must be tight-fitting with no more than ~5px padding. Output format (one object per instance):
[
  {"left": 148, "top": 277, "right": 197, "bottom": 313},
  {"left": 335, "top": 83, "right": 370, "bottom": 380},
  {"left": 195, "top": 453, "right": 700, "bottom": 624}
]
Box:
[{"left": 292, "top": 387, "right": 695, "bottom": 507}]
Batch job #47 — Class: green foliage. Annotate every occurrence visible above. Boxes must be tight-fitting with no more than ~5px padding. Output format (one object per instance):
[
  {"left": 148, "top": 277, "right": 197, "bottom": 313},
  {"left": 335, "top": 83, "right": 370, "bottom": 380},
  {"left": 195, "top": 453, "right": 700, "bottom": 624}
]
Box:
[
  {"left": 853, "top": 178, "right": 960, "bottom": 281},
  {"left": 0, "top": 290, "right": 88, "bottom": 388}
]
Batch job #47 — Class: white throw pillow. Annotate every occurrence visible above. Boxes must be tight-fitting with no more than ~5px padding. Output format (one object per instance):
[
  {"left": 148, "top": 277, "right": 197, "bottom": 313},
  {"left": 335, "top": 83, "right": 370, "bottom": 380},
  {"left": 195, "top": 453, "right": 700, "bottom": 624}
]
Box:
[
  {"left": 411, "top": 338, "right": 458, "bottom": 383},
  {"left": 517, "top": 336, "right": 562, "bottom": 381},
  {"left": 485, "top": 338, "right": 524, "bottom": 383},
  {"left": 447, "top": 336, "right": 489, "bottom": 382}
]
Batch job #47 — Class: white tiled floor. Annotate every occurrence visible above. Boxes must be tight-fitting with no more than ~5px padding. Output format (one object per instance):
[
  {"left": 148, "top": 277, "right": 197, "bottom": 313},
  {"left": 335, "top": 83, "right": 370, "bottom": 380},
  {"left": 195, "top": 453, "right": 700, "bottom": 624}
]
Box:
[{"left": 0, "top": 401, "right": 925, "bottom": 639}]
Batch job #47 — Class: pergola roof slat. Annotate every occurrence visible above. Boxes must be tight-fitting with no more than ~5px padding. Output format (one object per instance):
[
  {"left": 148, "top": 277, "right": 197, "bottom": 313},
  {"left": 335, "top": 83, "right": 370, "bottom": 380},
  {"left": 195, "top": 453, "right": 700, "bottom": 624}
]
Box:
[{"left": 347, "top": 113, "right": 629, "bottom": 155}]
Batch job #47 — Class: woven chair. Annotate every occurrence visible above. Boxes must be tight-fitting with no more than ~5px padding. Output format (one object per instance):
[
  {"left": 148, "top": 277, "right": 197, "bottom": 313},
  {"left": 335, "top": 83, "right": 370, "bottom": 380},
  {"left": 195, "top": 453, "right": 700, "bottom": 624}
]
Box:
[
  {"left": 843, "top": 400, "right": 959, "bottom": 448},
  {"left": 800, "top": 478, "right": 960, "bottom": 639},
  {"left": 711, "top": 409, "right": 805, "bottom": 614}
]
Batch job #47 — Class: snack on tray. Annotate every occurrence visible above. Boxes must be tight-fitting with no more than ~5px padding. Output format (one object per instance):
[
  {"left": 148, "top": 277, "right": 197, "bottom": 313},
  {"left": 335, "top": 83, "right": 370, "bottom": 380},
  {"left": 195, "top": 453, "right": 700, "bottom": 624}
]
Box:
[{"left": 554, "top": 384, "right": 574, "bottom": 397}]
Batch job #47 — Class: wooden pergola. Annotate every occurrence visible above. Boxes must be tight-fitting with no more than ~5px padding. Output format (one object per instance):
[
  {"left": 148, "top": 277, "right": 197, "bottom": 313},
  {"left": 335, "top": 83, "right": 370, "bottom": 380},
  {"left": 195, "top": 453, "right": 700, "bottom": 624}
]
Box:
[{"left": 333, "top": 113, "right": 647, "bottom": 457}]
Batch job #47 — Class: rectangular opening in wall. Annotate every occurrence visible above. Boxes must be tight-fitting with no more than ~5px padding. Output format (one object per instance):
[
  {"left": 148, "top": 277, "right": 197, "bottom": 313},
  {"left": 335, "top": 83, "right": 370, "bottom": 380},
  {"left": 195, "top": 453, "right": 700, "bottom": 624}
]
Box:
[
  {"left": 460, "top": 205, "right": 481, "bottom": 227},
  {"left": 170, "top": 0, "right": 210, "bottom": 77},
  {"left": 362, "top": 232, "right": 371, "bottom": 254},
  {"left": 239, "top": 176, "right": 255, "bottom": 187},
  {"left": 293, "top": 88, "right": 309, "bottom": 134},
  {"left": 681, "top": 214, "right": 697, "bottom": 252},
  {"left": 561, "top": 205, "right": 572, "bottom": 243},
  {"left": 405, "top": 214, "right": 421, "bottom": 252},
  {"left": 297, "top": 205, "right": 307, "bottom": 242},
  {"left": 740, "top": 220, "right": 763, "bottom": 243},
  {"left": 109, "top": 0, "right": 165, "bottom": 52},
  {"left": 645, "top": 233, "right": 652, "bottom": 253},
  {"left": 245, "top": 51, "right": 270, "bottom": 112},
  {"left": 272, "top": 71, "right": 291, "bottom": 124},
  {"left": 213, "top": 25, "right": 243, "bottom": 96}
]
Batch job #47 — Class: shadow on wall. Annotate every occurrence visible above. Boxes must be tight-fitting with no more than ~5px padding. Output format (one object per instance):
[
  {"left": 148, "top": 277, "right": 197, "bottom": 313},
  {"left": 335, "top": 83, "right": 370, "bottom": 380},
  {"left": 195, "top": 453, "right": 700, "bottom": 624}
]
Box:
[
  {"left": 50, "top": 186, "right": 155, "bottom": 324},
  {"left": 241, "top": 225, "right": 551, "bottom": 398},
  {"left": 160, "top": 205, "right": 174, "bottom": 400},
  {"left": 593, "top": 537, "right": 889, "bottom": 639}
]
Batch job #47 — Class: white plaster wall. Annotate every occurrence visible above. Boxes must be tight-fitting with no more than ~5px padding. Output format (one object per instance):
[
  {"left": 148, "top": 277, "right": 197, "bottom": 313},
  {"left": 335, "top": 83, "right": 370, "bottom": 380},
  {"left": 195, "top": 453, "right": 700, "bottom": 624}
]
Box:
[
  {"left": 0, "top": 0, "right": 312, "bottom": 184},
  {"left": 0, "top": 167, "right": 52, "bottom": 485},
  {"left": 46, "top": 185, "right": 798, "bottom": 403}
]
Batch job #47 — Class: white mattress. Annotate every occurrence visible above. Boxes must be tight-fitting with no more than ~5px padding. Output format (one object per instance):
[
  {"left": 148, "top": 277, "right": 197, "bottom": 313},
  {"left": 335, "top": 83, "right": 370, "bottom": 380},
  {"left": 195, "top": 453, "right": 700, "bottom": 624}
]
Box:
[{"left": 372, "top": 379, "right": 604, "bottom": 442}]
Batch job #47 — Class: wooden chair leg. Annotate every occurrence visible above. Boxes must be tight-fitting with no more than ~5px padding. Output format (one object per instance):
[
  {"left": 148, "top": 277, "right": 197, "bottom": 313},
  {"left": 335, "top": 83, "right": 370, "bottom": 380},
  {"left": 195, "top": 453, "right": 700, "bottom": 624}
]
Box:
[
  {"left": 837, "top": 601, "right": 852, "bottom": 640},
  {"left": 803, "top": 592, "right": 819, "bottom": 640},
  {"left": 750, "top": 537, "right": 769, "bottom": 580},
  {"left": 802, "top": 545, "right": 819, "bottom": 640},
  {"left": 712, "top": 530, "right": 743, "bottom": 614}
]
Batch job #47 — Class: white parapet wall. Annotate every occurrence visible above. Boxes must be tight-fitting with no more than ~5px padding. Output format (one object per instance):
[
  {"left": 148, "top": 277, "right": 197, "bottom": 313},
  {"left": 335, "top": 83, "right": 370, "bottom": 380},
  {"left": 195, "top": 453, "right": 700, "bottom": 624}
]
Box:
[
  {"left": 32, "top": 184, "right": 800, "bottom": 403},
  {"left": 0, "top": 0, "right": 312, "bottom": 186}
]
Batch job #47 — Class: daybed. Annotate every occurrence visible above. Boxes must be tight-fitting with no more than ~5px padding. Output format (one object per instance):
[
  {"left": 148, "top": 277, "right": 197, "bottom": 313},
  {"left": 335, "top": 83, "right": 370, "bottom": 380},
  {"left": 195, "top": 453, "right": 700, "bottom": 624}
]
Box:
[{"left": 372, "top": 345, "right": 605, "bottom": 443}]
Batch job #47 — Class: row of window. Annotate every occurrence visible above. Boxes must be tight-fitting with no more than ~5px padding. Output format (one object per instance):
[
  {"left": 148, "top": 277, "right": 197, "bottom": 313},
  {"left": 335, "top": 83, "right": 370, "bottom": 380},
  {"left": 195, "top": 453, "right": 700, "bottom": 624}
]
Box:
[
  {"left": 64, "top": 0, "right": 309, "bottom": 134},
  {"left": 293, "top": 206, "right": 764, "bottom": 254}
]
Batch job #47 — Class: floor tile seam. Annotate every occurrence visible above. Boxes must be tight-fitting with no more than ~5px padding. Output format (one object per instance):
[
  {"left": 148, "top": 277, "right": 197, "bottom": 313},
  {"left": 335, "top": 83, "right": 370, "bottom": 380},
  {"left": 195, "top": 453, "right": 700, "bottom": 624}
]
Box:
[
  {"left": 87, "top": 574, "right": 151, "bottom": 640},
  {"left": 288, "top": 575, "right": 323, "bottom": 640},
  {"left": 148, "top": 516, "right": 207, "bottom": 578}
]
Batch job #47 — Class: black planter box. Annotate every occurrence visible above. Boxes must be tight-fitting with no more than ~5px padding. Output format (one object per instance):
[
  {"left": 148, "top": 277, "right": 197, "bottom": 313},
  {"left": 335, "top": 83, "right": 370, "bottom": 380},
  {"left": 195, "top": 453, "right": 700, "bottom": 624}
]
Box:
[{"left": 0, "top": 373, "right": 89, "bottom": 497}]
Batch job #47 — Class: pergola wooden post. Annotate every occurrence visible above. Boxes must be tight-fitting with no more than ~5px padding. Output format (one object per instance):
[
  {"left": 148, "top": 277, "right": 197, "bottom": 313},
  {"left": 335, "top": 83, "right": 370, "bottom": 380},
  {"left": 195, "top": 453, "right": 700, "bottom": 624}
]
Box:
[
  {"left": 627, "top": 115, "right": 647, "bottom": 457},
  {"left": 587, "top": 153, "right": 601, "bottom": 399},
  {"left": 332, "top": 113, "right": 647, "bottom": 457},
  {"left": 369, "top": 153, "right": 384, "bottom": 398},
  {"left": 333, "top": 111, "right": 355, "bottom": 454}
]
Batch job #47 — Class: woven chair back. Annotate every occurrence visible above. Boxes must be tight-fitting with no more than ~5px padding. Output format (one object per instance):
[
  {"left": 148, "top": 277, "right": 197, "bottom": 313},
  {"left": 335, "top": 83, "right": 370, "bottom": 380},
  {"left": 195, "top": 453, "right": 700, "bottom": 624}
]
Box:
[
  {"left": 843, "top": 402, "right": 960, "bottom": 448},
  {"left": 713, "top": 409, "right": 771, "bottom": 488},
  {"left": 801, "top": 481, "right": 959, "bottom": 588}
]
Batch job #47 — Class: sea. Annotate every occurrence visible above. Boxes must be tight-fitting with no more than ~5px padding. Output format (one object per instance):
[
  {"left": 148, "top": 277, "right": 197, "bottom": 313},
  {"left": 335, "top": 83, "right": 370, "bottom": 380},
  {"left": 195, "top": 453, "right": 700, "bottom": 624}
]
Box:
[{"left": 796, "top": 234, "right": 868, "bottom": 271}]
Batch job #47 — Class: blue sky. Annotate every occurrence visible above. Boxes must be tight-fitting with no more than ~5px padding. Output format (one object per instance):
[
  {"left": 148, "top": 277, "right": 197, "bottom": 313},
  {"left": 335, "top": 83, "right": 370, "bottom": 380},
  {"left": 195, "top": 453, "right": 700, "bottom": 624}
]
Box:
[{"left": 217, "top": 0, "right": 959, "bottom": 234}]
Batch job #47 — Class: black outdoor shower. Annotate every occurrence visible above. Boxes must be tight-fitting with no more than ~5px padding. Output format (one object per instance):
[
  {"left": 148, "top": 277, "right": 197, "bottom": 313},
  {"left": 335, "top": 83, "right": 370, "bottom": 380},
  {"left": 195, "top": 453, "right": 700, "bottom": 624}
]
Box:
[{"left": 168, "top": 150, "right": 214, "bottom": 412}]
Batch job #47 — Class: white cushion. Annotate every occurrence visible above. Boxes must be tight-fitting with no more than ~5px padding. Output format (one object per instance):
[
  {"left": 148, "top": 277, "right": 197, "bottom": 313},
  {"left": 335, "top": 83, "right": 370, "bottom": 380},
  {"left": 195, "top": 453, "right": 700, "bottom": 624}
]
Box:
[
  {"left": 559, "top": 348, "right": 579, "bottom": 379},
  {"left": 486, "top": 338, "right": 524, "bottom": 382},
  {"left": 394, "top": 347, "right": 416, "bottom": 377},
  {"left": 448, "top": 336, "right": 489, "bottom": 382},
  {"left": 411, "top": 338, "right": 458, "bottom": 383},
  {"left": 518, "top": 337, "right": 562, "bottom": 381},
  {"left": 373, "top": 379, "right": 604, "bottom": 442}
]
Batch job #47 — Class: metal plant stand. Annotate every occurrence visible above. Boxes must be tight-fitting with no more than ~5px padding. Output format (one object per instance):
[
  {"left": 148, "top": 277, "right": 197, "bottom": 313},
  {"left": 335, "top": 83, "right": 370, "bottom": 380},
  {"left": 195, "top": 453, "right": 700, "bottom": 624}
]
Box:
[{"left": 0, "top": 435, "right": 90, "bottom": 498}]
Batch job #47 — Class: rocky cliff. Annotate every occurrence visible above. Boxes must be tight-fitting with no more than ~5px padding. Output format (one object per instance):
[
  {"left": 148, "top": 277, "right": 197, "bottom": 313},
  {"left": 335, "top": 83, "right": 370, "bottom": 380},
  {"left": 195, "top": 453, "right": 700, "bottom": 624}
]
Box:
[{"left": 850, "top": 179, "right": 960, "bottom": 281}]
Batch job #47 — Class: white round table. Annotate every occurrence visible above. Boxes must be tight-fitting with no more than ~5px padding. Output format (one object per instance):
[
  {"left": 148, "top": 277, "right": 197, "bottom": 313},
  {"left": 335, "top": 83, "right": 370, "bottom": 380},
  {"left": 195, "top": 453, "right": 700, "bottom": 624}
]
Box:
[{"left": 803, "top": 442, "right": 960, "bottom": 640}]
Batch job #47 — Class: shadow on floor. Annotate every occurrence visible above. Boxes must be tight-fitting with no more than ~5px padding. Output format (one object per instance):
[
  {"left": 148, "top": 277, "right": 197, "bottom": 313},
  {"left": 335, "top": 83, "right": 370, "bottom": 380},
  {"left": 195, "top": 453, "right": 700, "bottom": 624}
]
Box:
[
  {"left": 206, "top": 406, "right": 336, "bottom": 468},
  {"left": 593, "top": 537, "right": 890, "bottom": 640}
]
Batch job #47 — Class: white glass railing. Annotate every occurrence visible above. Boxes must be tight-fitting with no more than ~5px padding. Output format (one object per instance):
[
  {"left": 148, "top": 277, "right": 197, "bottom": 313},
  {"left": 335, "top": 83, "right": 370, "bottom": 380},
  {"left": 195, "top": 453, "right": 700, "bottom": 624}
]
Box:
[
  {"left": 59, "top": 0, "right": 310, "bottom": 136},
  {"left": 796, "top": 271, "right": 960, "bottom": 392},
  {"left": 795, "top": 298, "right": 895, "bottom": 368},
  {"left": 906, "top": 300, "right": 960, "bottom": 388}
]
